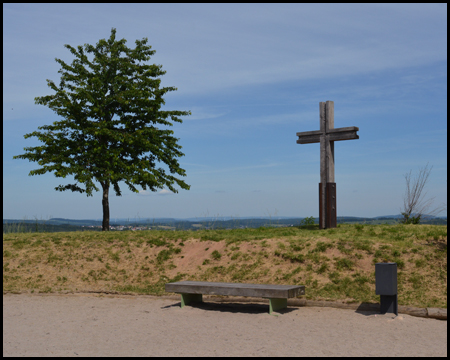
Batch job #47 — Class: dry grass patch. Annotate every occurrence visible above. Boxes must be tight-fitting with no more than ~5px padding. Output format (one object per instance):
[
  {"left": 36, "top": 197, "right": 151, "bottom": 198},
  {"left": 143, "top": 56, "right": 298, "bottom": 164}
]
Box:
[{"left": 3, "top": 224, "right": 447, "bottom": 308}]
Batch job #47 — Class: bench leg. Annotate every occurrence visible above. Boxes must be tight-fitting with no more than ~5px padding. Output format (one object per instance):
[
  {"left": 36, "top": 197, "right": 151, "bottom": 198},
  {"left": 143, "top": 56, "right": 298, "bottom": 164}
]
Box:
[
  {"left": 180, "top": 293, "right": 202, "bottom": 308},
  {"left": 269, "top": 298, "right": 287, "bottom": 314}
]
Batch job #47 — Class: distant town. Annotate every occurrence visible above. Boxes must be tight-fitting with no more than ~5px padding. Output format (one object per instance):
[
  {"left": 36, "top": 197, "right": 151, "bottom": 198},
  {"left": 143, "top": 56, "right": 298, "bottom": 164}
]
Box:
[
  {"left": 3, "top": 215, "right": 447, "bottom": 233},
  {"left": 84, "top": 225, "right": 154, "bottom": 231}
]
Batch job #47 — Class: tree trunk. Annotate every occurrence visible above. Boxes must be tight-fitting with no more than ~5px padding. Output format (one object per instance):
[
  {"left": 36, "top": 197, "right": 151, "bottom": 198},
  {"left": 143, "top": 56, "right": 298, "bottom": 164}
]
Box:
[{"left": 101, "top": 181, "right": 110, "bottom": 231}]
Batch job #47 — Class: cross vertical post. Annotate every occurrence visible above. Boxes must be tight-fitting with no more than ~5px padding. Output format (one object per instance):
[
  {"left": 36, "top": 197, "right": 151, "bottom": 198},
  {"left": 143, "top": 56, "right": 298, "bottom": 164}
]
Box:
[{"left": 296, "top": 101, "right": 359, "bottom": 229}]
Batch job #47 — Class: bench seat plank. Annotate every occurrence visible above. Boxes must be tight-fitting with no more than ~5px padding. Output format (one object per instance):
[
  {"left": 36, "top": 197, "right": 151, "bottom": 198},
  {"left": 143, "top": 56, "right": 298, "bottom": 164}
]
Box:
[{"left": 165, "top": 281, "right": 305, "bottom": 299}]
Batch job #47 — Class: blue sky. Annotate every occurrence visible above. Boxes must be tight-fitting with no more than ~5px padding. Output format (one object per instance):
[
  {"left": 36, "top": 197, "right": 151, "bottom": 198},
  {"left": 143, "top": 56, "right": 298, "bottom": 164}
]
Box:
[{"left": 3, "top": 3, "right": 447, "bottom": 220}]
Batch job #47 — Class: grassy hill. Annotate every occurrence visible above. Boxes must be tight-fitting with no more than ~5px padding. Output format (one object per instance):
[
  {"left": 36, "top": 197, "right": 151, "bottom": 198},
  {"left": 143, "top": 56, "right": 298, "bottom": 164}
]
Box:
[{"left": 3, "top": 223, "right": 447, "bottom": 309}]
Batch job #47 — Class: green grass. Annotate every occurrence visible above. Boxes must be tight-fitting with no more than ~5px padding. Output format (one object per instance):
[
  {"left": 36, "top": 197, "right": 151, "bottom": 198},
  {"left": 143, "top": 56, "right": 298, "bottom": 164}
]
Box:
[{"left": 2, "top": 223, "right": 447, "bottom": 308}]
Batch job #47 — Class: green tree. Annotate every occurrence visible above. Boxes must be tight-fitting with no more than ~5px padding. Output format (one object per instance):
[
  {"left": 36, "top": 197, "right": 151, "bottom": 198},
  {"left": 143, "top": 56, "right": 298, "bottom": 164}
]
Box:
[{"left": 13, "top": 28, "right": 190, "bottom": 231}]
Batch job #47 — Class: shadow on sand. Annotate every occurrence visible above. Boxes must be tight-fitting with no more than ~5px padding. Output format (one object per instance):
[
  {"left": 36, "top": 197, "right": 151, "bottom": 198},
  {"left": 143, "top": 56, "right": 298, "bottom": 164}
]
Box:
[
  {"left": 354, "top": 302, "right": 380, "bottom": 316},
  {"left": 162, "top": 301, "right": 298, "bottom": 315}
]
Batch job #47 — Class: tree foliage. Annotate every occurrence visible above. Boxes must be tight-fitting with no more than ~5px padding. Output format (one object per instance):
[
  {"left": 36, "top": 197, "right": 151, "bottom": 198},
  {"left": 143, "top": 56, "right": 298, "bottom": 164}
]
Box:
[{"left": 14, "top": 28, "right": 190, "bottom": 230}]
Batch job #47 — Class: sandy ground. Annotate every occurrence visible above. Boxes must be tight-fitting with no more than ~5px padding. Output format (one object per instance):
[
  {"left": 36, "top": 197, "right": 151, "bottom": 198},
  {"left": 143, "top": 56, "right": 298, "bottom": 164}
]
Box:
[{"left": 3, "top": 294, "right": 447, "bottom": 357}]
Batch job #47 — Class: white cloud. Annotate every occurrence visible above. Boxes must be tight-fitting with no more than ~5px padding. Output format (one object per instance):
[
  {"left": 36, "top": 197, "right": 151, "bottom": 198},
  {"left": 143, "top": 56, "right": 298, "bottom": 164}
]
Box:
[
  {"left": 157, "top": 4, "right": 447, "bottom": 96},
  {"left": 3, "top": 4, "right": 446, "bottom": 220},
  {"left": 138, "top": 189, "right": 173, "bottom": 196}
]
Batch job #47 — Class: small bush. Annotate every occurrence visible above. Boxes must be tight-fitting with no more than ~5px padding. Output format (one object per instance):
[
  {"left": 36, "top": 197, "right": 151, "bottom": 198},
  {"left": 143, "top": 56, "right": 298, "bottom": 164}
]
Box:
[
  {"left": 156, "top": 249, "right": 172, "bottom": 264},
  {"left": 329, "top": 271, "right": 341, "bottom": 284},
  {"left": 354, "top": 240, "right": 373, "bottom": 254},
  {"left": 394, "top": 259, "right": 405, "bottom": 269},
  {"left": 47, "top": 252, "right": 61, "bottom": 263},
  {"left": 335, "top": 258, "right": 354, "bottom": 270},
  {"left": 415, "top": 259, "right": 426, "bottom": 268},
  {"left": 300, "top": 216, "right": 315, "bottom": 227},
  {"left": 313, "top": 241, "right": 333, "bottom": 253},
  {"left": 146, "top": 238, "right": 167, "bottom": 247},
  {"left": 231, "top": 252, "right": 241, "bottom": 260},
  {"left": 374, "top": 249, "right": 383, "bottom": 258},
  {"left": 409, "top": 274, "right": 423, "bottom": 289},
  {"left": 211, "top": 250, "right": 222, "bottom": 260},
  {"left": 317, "top": 263, "right": 328, "bottom": 274},
  {"left": 353, "top": 274, "right": 370, "bottom": 285},
  {"left": 289, "top": 243, "right": 304, "bottom": 252},
  {"left": 110, "top": 252, "right": 120, "bottom": 262},
  {"left": 174, "top": 247, "right": 182, "bottom": 254},
  {"left": 392, "top": 250, "right": 401, "bottom": 257},
  {"left": 275, "top": 251, "right": 305, "bottom": 263}
]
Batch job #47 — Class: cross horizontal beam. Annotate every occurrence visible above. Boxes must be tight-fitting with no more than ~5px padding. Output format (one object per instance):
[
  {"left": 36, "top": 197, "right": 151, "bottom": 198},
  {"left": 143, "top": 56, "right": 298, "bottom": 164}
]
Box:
[
  {"left": 296, "top": 126, "right": 359, "bottom": 144},
  {"left": 296, "top": 101, "right": 359, "bottom": 229}
]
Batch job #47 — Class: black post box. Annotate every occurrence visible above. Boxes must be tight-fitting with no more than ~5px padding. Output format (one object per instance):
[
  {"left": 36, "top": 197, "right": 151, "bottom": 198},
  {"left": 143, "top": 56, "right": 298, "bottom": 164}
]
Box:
[{"left": 375, "top": 262, "right": 398, "bottom": 315}]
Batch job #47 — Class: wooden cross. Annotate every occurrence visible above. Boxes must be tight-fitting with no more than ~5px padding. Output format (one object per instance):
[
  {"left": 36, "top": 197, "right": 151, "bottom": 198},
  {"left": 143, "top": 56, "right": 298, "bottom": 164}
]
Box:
[{"left": 296, "top": 101, "right": 359, "bottom": 229}]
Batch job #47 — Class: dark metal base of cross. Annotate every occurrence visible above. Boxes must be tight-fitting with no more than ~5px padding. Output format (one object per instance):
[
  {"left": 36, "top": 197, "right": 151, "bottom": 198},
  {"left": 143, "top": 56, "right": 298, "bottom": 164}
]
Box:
[{"left": 319, "top": 182, "right": 337, "bottom": 229}]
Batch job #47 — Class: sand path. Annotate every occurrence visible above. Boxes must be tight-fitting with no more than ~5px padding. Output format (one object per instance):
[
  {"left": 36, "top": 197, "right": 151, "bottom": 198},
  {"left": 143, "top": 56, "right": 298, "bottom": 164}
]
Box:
[{"left": 3, "top": 294, "right": 447, "bottom": 357}]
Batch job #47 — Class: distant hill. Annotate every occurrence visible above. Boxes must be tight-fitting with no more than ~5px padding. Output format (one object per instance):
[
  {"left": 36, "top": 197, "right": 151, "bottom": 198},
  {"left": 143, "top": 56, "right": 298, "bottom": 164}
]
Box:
[{"left": 3, "top": 214, "right": 447, "bottom": 233}]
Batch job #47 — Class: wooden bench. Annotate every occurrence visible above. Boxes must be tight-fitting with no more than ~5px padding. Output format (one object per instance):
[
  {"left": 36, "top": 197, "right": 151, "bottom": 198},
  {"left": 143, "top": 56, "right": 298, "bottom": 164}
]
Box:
[{"left": 165, "top": 281, "right": 305, "bottom": 314}]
